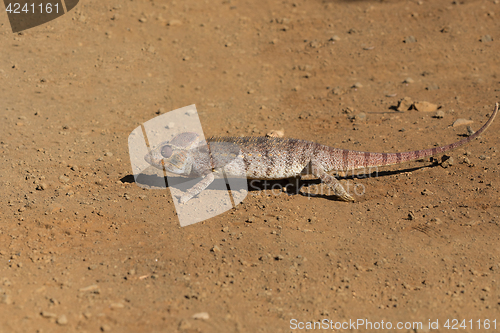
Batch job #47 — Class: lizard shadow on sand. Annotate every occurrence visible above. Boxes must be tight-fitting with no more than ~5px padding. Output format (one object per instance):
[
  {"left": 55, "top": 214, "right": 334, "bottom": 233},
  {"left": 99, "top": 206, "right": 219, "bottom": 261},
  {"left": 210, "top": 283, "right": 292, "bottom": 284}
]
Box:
[
  {"left": 121, "top": 159, "right": 442, "bottom": 201},
  {"left": 247, "top": 159, "right": 441, "bottom": 201}
]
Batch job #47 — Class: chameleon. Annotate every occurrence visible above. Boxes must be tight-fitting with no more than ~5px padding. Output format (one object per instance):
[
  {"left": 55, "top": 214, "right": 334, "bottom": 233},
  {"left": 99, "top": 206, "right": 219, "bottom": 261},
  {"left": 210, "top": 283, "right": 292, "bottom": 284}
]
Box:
[{"left": 144, "top": 102, "right": 498, "bottom": 203}]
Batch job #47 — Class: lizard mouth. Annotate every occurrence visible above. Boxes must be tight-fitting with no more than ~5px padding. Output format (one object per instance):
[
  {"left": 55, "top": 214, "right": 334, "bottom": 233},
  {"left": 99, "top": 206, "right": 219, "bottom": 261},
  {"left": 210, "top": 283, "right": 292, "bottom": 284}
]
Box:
[{"left": 144, "top": 152, "right": 161, "bottom": 170}]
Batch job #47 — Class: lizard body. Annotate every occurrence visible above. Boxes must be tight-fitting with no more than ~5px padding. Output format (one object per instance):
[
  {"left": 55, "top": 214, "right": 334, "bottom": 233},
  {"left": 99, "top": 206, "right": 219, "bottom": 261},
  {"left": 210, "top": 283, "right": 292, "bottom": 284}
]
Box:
[{"left": 144, "top": 103, "right": 498, "bottom": 203}]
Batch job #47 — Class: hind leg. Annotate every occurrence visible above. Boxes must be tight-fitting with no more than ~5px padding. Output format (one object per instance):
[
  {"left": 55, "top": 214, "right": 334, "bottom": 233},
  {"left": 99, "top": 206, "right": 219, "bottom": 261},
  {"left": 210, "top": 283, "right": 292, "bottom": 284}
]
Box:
[{"left": 311, "top": 162, "right": 354, "bottom": 202}]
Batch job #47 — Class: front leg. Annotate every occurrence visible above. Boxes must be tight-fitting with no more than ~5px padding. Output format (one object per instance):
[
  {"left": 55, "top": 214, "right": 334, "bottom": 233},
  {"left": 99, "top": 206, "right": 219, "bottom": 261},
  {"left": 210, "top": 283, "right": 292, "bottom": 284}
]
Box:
[
  {"left": 311, "top": 162, "right": 354, "bottom": 202},
  {"left": 179, "top": 173, "right": 215, "bottom": 204}
]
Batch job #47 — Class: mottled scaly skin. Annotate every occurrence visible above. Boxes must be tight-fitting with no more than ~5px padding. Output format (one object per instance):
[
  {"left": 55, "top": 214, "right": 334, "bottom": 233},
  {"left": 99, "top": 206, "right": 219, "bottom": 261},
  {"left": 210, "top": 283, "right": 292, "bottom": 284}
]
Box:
[
  {"left": 206, "top": 137, "right": 315, "bottom": 179},
  {"left": 144, "top": 103, "right": 498, "bottom": 203}
]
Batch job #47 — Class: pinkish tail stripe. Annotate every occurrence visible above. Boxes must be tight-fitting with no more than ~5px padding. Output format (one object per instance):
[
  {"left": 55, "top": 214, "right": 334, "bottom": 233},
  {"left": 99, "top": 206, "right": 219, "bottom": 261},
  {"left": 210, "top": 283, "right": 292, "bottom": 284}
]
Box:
[{"left": 333, "top": 102, "right": 498, "bottom": 170}]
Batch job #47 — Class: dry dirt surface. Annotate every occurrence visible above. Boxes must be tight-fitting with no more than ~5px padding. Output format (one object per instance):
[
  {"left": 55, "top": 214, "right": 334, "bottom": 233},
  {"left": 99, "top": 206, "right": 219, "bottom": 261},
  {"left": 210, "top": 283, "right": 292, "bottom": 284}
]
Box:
[{"left": 1, "top": 0, "right": 500, "bottom": 332}]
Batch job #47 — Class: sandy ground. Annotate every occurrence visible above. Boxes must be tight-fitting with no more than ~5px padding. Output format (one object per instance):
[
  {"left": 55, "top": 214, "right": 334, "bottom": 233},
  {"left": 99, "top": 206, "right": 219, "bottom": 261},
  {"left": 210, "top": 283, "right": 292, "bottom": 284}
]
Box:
[{"left": 1, "top": 0, "right": 500, "bottom": 332}]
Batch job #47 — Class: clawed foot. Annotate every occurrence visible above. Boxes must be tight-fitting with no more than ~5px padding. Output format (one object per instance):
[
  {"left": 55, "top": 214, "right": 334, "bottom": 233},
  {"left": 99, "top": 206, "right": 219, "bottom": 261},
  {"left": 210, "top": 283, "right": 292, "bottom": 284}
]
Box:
[
  {"left": 332, "top": 184, "right": 355, "bottom": 202},
  {"left": 338, "top": 193, "right": 355, "bottom": 202}
]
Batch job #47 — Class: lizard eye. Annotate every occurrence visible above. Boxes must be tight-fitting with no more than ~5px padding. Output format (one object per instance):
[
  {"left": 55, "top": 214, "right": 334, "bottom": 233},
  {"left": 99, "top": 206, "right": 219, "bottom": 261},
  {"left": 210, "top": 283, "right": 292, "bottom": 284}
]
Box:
[{"left": 161, "top": 145, "right": 173, "bottom": 158}]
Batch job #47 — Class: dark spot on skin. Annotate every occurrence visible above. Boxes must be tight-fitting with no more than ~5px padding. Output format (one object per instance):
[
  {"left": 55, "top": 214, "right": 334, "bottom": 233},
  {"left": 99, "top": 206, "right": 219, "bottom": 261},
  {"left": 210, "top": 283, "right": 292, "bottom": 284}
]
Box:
[{"left": 243, "top": 156, "right": 251, "bottom": 170}]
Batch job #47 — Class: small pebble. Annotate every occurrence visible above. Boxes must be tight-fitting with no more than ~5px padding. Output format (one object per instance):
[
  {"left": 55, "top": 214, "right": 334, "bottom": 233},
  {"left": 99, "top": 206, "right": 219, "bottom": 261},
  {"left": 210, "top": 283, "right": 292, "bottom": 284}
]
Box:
[
  {"left": 460, "top": 156, "right": 472, "bottom": 166},
  {"left": 440, "top": 26, "right": 451, "bottom": 33},
  {"left": 110, "top": 302, "right": 125, "bottom": 309},
  {"left": 309, "top": 40, "right": 320, "bottom": 48},
  {"left": 266, "top": 129, "right": 284, "bottom": 138},
  {"left": 397, "top": 97, "right": 413, "bottom": 112},
  {"left": 413, "top": 101, "right": 438, "bottom": 112},
  {"left": 167, "top": 19, "right": 182, "bottom": 26},
  {"left": 421, "top": 189, "right": 433, "bottom": 195},
  {"left": 403, "top": 77, "right": 414, "bottom": 84},
  {"left": 426, "top": 84, "right": 440, "bottom": 91},
  {"left": 36, "top": 183, "right": 47, "bottom": 190},
  {"left": 355, "top": 112, "right": 366, "bottom": 121},
  {"left": 433, "top": 110, "right": 445, "bottom": 119},
  {"left": 57, "top": 315, "right": 68, "bottom": 325},
  {"left": 1, "top": 294, "right": 12, "bottom": 305},
  {"left": 441, "top": 156, "right": 454, "bottom": 168},
  {"left": 101, "top": 324, "right": 112, "bottom": 332},
  {"left": 79, "top": 284, "right": 99, "bottom": 292},
  {"left": 329, "top": 35, "right": 340, "bottom": 41},
  {"left": 59, "top": 175, "right": 70, "bottom": 183},
  {"left": 179, "top": 319, "right": 192, "bottom": 329},
  {"left": 41, "top": 311, "right": 57, "bottom": 318},
  {"left": 480, "top": 35, "right": 493, "bottom": 42},
  {"left": 353, "top": 82, "right": 363, "bottom": 88},
  {"left": 139, "top": 17, "right": 147, "bottom": 23},
  {"left": 452, "top": 118, "right": 474, "bottom": 127},
  {"left": 192, "top": 312, "right": 210, "bottom": 320},
  {"left": 430, "top": 218, "right": 442, "bottom": 225},
  {"left": 404, "top": 36, "right": 417, "bottom": 43},
  {"left": 331, "top": 86, "right": 343, "bottom": 95}
]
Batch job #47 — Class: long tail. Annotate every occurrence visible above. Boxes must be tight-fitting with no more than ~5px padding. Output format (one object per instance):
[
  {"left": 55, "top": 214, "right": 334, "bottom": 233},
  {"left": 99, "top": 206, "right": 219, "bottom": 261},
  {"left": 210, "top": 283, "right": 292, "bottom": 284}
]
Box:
[{"left": 334, "top": 102, "right": 498, "bottom": 170}]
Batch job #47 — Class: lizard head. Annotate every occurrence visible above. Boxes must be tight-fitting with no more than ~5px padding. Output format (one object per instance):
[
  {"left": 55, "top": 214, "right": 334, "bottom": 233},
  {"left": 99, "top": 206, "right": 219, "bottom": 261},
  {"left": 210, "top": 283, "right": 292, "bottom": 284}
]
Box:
[{"left": 144, "top": 132, "right": 203, "bottom": 175}]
